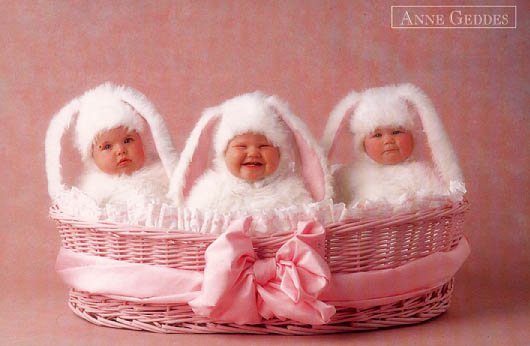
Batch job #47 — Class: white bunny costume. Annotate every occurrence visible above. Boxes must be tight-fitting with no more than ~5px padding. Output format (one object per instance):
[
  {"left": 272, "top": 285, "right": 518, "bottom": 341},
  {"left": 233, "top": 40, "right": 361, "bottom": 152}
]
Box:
[
  {"left": 321, "top": 84, "right": 465, "bottom": 207},
  {"left": 45, "top": 82, "right": 178, "bottom": 207},
  {"left": 169, "top": 92, "right": 333, "bottom": 213}
]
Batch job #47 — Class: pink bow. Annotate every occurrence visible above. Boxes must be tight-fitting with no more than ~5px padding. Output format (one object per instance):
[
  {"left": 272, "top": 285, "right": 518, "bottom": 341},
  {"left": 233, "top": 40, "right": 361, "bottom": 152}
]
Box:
[{"left": 189, "top": 217, "right": 336, "bottom": 325}]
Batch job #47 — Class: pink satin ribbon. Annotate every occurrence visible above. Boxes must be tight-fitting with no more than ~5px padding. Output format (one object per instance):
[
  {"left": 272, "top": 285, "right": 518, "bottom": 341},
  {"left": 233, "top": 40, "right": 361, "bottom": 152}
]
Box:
[
  {"left": 321, "top": 238, "right": 471, "bottom": 308},
  {"left": 188, "top": 217, "right": 335, "bottom": 325},
  {"left": 55, "top": 217, "right": 471, "bottom": 325},
  {"left": 55, "top": 246, "right": 203, "bottom": 303}
]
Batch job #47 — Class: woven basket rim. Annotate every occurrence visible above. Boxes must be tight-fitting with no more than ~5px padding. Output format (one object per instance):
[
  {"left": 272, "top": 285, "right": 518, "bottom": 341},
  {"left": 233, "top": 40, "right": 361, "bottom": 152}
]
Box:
[{"left": 50, "top": 198, "right": 469, "bottom": 241}]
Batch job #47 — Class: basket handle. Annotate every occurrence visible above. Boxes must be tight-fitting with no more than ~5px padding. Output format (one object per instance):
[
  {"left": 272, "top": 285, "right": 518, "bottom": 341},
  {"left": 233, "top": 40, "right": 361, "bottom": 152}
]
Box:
[{"left": 45, "top": 85, "right": 179, "bottom": 201}]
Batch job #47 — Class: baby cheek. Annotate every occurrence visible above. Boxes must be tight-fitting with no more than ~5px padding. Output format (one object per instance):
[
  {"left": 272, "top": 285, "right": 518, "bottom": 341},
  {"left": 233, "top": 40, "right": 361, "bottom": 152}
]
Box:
[
  {"left": 364, "top": 138, "right": 381, "bottom": 155},
  {"left": 398, "top": 136, "right": 414, "bottom": 156}
]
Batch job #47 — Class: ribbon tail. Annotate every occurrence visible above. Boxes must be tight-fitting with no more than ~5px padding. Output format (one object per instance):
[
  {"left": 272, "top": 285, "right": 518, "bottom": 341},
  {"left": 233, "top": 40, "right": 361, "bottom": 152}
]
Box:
[{"left": 56, "top": 247, "right": 203, "bottom": 303}]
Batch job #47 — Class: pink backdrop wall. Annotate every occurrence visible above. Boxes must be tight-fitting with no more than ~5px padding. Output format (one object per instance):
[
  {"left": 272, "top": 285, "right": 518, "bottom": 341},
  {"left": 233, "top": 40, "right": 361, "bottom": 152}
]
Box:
[{"left": 1, "top": 1, "right": 528, "bottom": 345}]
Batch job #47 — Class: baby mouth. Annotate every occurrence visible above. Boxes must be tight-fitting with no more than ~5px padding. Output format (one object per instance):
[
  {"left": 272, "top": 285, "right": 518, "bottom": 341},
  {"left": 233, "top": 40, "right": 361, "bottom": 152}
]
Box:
[
  {"left": 242, "top": 162, "right": 263, "bottom": 167},
  {"left": 117, "top": 158, "right": 131, "bottom": 166}
]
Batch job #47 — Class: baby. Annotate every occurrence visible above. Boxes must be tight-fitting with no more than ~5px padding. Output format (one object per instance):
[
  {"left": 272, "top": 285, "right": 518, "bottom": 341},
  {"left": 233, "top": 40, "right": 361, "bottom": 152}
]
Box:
[
  {"left": 73, "top": 83, "right": 177, "bottom": 206},
  {"left": 169, "top": 91, "right": 332, "bottom": 212},
  {"left": 322, "top": 84, "right": 465, "bottom": 206}
]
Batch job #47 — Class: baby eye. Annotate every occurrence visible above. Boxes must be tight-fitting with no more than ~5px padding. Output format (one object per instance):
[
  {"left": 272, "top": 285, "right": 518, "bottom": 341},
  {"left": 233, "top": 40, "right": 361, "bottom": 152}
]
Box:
[
  {"left": 259, "top": 144, "right": 271, "bottom": 149},
  {"left": 124, "top": 137, "right": 134, "bottom": 144},
  {"left": 372, "top": 133, "right": 382, "bottom": 138},
  {"left": 392, "top": 130, "right": 403, "bottom": 135},
  {"left": 100, "top": 144, "right": 112, "bottom": 151}
]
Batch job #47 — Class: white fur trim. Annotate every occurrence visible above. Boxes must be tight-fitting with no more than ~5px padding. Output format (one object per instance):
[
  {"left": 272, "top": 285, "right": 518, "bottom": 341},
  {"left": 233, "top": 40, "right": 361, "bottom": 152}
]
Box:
[
  {"left": 45, "top": 98, "right": 80, "bottom": 199},
  {"left": 347, "top": 161, "right": 447, "bottom": 205},
  {"left": 116, "top": 85, "right": 179, "bottom": 177},
  {"left": 75, "top": 83, "right": 144, "bottom": 161},
  {"left": 186, "top": 169, "right": 312, "bottom": 212},
  {"left": 323, "top": 83, "right": 465, "bottom": 189},
  {"left": 167, "top": 108, "right": 219, "bottom": 205},
  {"left": 168, "top": 92, "right": 333, "bottom": 206},
  {"left": 78, "top": 161, "right": 169, "bottom": 206},
  {"left": 45, "top": 82, "right": 178, "bottom": 201},
  {"left": 213, "top": 92, "right": 291, "bottom": 156},
  {"left": 351, "top": 85, "right": 415, "bottom": 136},
  {"left": 265, "top": 95, "right": 333, "bottom": 201},
  {"left": 321, "top": 91, "right": 359, "bottom": 157},
  {"left": 395, "top": 83, "right": 464, "bottom": 185}
]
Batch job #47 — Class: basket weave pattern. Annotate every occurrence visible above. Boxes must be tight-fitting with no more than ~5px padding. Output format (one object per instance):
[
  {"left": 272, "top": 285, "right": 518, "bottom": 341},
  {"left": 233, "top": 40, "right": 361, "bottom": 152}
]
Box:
[{"left": 51, "top": 200, "right": 468, "bottom": 334}]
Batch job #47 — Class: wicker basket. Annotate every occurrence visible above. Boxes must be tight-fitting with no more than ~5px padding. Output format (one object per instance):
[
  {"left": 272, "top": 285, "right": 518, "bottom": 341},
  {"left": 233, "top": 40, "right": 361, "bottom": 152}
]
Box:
[
  {"left": 46, "top": 86, "right": 469, "bottom": 334},
  {"left": 50, "top": 199, "right": 468, "bottom": 335}
]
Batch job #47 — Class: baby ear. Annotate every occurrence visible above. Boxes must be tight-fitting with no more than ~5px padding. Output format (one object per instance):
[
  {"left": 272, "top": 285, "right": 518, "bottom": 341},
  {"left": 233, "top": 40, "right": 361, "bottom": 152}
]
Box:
[
  {"left": 396, "top": 83, "right": 464, "bottom": 186},
  {"left": 117, "top": 85, "right": 178, "bottom": 177},
  {"left": 266, "top": 96, "right": 332, "bottom": 201},
  {"left": 168, "top": 107, "right": 221, "bottom": 205},
  {"left": 321, "top": 91, "right": 360, "bottom": 160},
  {"left": 45, "top": 97, "right": 81, "bottom": 200}
]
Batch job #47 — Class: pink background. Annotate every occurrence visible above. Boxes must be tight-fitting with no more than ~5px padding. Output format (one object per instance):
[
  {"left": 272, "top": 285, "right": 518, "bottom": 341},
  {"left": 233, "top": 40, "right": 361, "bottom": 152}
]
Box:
[{"left": 1, "top": 1, "right": 528, "bottom": 345}]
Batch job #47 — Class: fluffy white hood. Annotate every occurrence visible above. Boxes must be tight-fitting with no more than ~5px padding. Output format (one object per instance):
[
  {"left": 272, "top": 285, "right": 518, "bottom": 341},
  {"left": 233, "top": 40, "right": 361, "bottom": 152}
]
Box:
[
  {"left": 321, "top": 83, "right": 465, "bottom": 203},
  {"left": 45, "top": 82, "right": 179, "bottom": 201},
  {"left": 351, "top": 86, "right": 415, "bottom": 139},
  {"left": 213, "top": 92, "right": 293, "bottom": 160},
  {"left": 169, "top": 91, "right": 332, "bottom": 210},
  {"left": 75, "top": 83, "right": 145, "bottom": 162},
  {"left": 210, "top": 92, "right": 296, "bottom": 180}
]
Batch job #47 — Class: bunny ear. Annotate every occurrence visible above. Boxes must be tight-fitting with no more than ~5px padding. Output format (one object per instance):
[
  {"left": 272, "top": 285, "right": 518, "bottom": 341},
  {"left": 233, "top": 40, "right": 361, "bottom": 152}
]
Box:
[
  {"left": 45, "top": 97, "right": 81, "bottom": 200},
  {"left": 116, "top": 86, "right": 179, "bottom": 178},
  {"left": 396, "top": 84, "right": 464, "bottom": 186},
  {"left": 321, "top": 91, "right": 360, "bottom": 159},
  {"left": 168, "top": 108, "right": 221, "bottom": 205},
  {"left": 266, "top": 96, "right": 333, "bottom": 201}
]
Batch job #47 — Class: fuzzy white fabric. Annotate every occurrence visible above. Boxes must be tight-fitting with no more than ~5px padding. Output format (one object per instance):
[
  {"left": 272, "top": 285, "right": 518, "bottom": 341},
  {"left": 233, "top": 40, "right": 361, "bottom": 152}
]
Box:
[
  {"left": 323, "top": 83, "right": 465, "bottom": 207},
  {"left": 171, "top": 91, "right": 332, "bottom": 213},
  {"left": 210, "top": 92, "right": 297, "bottom": 183},
  {"left": 350, "top": 86, "right": 416, "bottom": 157},
  {"left": 186, "top": 167, "right": 311, "bottom": 213},
  {"left": 45, "top": 82, "right": 178, "bottom": 201},
  {"left": 75, "top": 83, "right": 145, "bottom": 161},
  {"left": 178, "top": 92, "right": 326, "bottom": 212},
  {"left": 74, "top": 84, "right": 174, "bottom": 207},
  {"left": 213, "top": 93, "right": 293, "bottom": 159},
  {"left": 78, "top": 162, "right": 169, "bottom": 206},
  {"left": 334, "top": 161, "right": 447, "bottom": 206}
]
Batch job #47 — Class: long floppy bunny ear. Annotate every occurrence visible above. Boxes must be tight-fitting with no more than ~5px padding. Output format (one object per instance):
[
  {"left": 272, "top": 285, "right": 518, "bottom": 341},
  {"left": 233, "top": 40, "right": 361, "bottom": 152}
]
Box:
[
  {"left": 45, "top": 97, "right": 81, "bottom": 200},
  {"left": 167, "top": 108, "right": 221, "bottom": 205},
  {"left": 396, "top": 84, "right": 464, "bottom": 187},
  {"left": 321, "top": 91, "right": 361, "bottom": 159},
  {"left": 266, "top": 96, "right": 333, "bottom": 201},
  {"left": 117, "top": 86, "right": 179, "bottom": 178}
]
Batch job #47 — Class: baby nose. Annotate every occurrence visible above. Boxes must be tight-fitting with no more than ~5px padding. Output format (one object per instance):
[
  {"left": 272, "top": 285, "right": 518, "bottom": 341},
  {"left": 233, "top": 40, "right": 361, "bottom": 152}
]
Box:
[
  {"left": 247, "top": 146, "right": 261, "bottom": 157},
  {"left": 383, "top": 134, "right": 395, "bottom": 144},
  {"left": 115, "top": 144, "right": 127, "bottom": 154}
]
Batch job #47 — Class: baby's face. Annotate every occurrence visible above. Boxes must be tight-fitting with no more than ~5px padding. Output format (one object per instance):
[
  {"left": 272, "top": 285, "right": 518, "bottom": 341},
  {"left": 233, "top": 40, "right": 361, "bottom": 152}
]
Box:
[
  {"left": 363, "top": 127, "right": 414, "bottom": 165},
  {"left": 224, "top": 132, "right": 280, "bottom": 182},
  {"left": 92, "top": 126, "right": 145, "bottom": 175}
]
